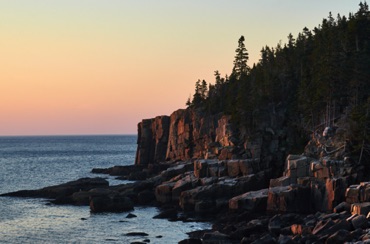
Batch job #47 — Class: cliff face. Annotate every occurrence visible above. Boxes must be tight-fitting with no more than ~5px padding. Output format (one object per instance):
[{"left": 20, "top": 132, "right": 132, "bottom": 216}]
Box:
[
  {"left": 135, "top": 108, "right": 237, "bottom": 165},
  {"left": 135, "top": 116, "right": 170, "bottom": 165},
  {"left": 135, "top": 105, "right": 296, "bottom": 177},
  {"left": 165, "top": 109, "right": 228, "bottom": 161}
]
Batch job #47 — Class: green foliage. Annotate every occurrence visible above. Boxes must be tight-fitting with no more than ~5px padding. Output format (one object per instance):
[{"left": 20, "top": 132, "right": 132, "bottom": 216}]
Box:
[{"left": 187, "top": 2, "right": 370, "bottom": 143}]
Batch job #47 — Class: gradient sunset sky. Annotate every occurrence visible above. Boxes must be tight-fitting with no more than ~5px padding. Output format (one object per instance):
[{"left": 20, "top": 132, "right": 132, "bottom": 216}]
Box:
[{"left": 0, "top": 1, "right": 360, "bottom": 136}]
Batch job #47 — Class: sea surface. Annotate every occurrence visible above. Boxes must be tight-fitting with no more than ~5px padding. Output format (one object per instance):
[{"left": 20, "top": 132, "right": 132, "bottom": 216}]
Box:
[{"left": 0, "top": 135, "right": 210, "bottom": 243}]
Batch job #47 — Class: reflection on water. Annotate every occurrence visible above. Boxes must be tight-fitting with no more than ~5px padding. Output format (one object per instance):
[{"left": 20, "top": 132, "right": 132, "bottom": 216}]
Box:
[
  {"left": 0, "top": 136, "right": 211, "bottom": 243},
  {"left": 0, "top": 197, "right": 210, "bottom": 243}
]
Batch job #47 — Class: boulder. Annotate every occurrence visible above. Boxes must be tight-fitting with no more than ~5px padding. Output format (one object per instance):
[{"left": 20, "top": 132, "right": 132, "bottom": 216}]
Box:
[
  {"left": 137, "top": 190, "right": 156, "bottom": 205},
  {"left": 350, "top": 214, "right": 368, "bottom": 229},
  {"left": 333, "top": 202, "right": 351, "bottom": 213},
  {"left": 285, "top": 155, "right": 310, "bottom": 178},
  {"left": 89, "top": 195, "right": 133, "bottom": 213},
  {"left": 178, "top": 238, "right": 202, "bottom": 244},
  {"left": 267, "top": 185, "right": 310, "bottom": 213},
  {"left": 91, "top": 165, "right": 144, "bottom": 176},
  {"left": 172, "top": 173, "right": 200, "bottom": 201},
  {"left": 229, "top": 189, "right": 268, "bottom": 211},
  {"left": 352, "top": 202, "right": 370, "bottom": 215},
  {"left": 70, "top": 188, "right": 117, "bottom": 205},
  {"left": 226, "top": 160, "right": 240, "bottom": 177},
  {"left": 202, "top": 231, "right": 231, "bottom": 244},
  {"left": 269, "top": 176, "right": 294, "bottom": 187},
  {"left": 155, "top": 181, "right": 176, "bottom": 203},
  {"left": 179, "top": 174, "right": 265, "bottom": 211},
  {"left": 346, "top": 184, "right": 361, "bottom": 204},
  {"left": 239, "top": 159, "right": 256, "bottom": 176},
  {"left": 160, "top": 162, "right": 193, "bottom": 181}
]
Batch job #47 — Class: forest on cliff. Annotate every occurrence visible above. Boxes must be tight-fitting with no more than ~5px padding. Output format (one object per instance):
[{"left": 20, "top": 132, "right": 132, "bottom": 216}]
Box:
[{"left": 187, "top": 2, "right": 370, "bottom": 162}]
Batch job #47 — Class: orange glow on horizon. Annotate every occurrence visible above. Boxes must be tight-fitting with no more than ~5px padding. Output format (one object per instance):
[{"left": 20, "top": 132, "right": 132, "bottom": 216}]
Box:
[{"left": 0, "top": 1, "right": 359, "bottom": 135}]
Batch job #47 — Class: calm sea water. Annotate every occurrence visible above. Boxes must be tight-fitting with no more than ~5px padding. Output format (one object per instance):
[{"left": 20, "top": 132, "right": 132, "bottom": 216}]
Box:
[{"left": 0, "top": 135, "right": 209, "bottom": 243}]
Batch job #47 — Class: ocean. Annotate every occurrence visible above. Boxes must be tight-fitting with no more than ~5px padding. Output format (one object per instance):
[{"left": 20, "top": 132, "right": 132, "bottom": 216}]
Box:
[{"left": 0, "top": 135, "right": 210, "bottom": 243}]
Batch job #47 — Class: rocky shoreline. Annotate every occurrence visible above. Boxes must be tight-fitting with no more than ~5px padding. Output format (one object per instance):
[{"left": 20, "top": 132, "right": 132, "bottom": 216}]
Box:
[{"left": 2, "top": 107, "right": 369, "bottom": 243}]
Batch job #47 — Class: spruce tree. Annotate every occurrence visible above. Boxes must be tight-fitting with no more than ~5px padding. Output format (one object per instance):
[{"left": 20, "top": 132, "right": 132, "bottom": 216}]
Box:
[{"left": 232, "top": 36, "right": 250, "bottom": 80}]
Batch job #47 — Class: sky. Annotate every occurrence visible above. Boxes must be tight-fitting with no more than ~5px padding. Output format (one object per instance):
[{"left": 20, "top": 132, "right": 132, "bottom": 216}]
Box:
[{"left": 0, "top": 0, "right": 361, "bottom": 136}]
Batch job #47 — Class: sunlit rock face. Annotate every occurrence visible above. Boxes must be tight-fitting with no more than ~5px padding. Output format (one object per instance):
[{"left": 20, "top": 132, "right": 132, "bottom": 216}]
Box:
[
  {"left": 165, "top": 109, "right": 229, "bottom": 161},
  {"left": 135, "top": 108, "right": 237, "bottom": 165}
]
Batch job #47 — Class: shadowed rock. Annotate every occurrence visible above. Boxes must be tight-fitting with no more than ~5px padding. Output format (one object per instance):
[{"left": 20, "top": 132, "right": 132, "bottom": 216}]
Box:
[{"left": 1, "top": 177, "right": 109, "bottom": 200}]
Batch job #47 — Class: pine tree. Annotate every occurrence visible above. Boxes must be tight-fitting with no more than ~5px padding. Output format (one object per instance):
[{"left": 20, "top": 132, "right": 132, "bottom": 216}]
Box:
[{"left": 232, "top": 36, "right": 250, "bottom": 79}]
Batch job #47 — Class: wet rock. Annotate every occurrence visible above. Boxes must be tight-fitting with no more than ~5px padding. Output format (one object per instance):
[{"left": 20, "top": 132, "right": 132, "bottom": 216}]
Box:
[
  {"left": 137, "top": 190, "right": 156, "bottom": 205},
  {"left": 69, "top": 191, "right": 91, "bottom": 205},
  {"left": 124, "top": 232, "right": 149, "bottom": 236},
  {"left": 128, "top": 171, "right": 148, "bottom": 181},
  {"left": 126, "top": 213, "right": 137, "bottom": 218},
  {"left": 92, "top": 165, "right": 144, "bottom": 177},
  {"left": 154, "top": 181, "right": 175, "bottom": 203},
  {"left": 90, "top": 195, "right": 133, "bottom": 213},
  {"left": 1, "top": 177, "right": 109, "bottom": 200},
  {"left": 194, "top": 200, "right": 216, "bottom": 213},
  {"left": 230, "top": 218, "right": 268, "bottom": 240},
  {"left": 178, "top": 238, "right": 202, "bottom": 244},
  {"left": 202, "top": 231, "right": 231, "bottom": 244},
  {"left": 153, "top": 208, "right": 178, "bottom": 220}
]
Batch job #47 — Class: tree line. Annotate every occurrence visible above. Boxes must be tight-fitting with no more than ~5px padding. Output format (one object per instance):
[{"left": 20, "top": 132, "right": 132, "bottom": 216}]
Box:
[{"left": 187, "top": 2, "right": 370, "bottom": 159}]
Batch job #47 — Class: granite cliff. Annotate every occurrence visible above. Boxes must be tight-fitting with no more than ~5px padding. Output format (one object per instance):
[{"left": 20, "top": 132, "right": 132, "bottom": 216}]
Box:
[{"left": 135, "top": 105, "right": 302, "bottom": 180}]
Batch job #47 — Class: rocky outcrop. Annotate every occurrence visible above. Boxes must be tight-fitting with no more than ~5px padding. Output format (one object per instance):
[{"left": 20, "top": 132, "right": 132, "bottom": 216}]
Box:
[
  {"left": 3, "top": 105, "right": 368, "bottom": 243},
  {"left": 134, "top": 105, "right": 298, "bottom": 184},
  {"left": 0, "top": 177, "right": 109, "bottom": 200},
  {"left": 135, "top": 116, "right": 170, "bottom": 165},
  {"left": 135, "top": 109, "right": 242, "bottom": 165},
  {"left": 90, "top": 195, "right": 134, "bottom": 213}
]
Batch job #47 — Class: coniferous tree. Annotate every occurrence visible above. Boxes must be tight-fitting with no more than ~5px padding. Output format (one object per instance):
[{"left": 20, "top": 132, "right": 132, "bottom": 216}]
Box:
[
  {"left": 185, "top": 2, "right": 370, "bottom": 159},
  {"left": 232, "top": 36, "right": 250, "bottom": 80}
]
